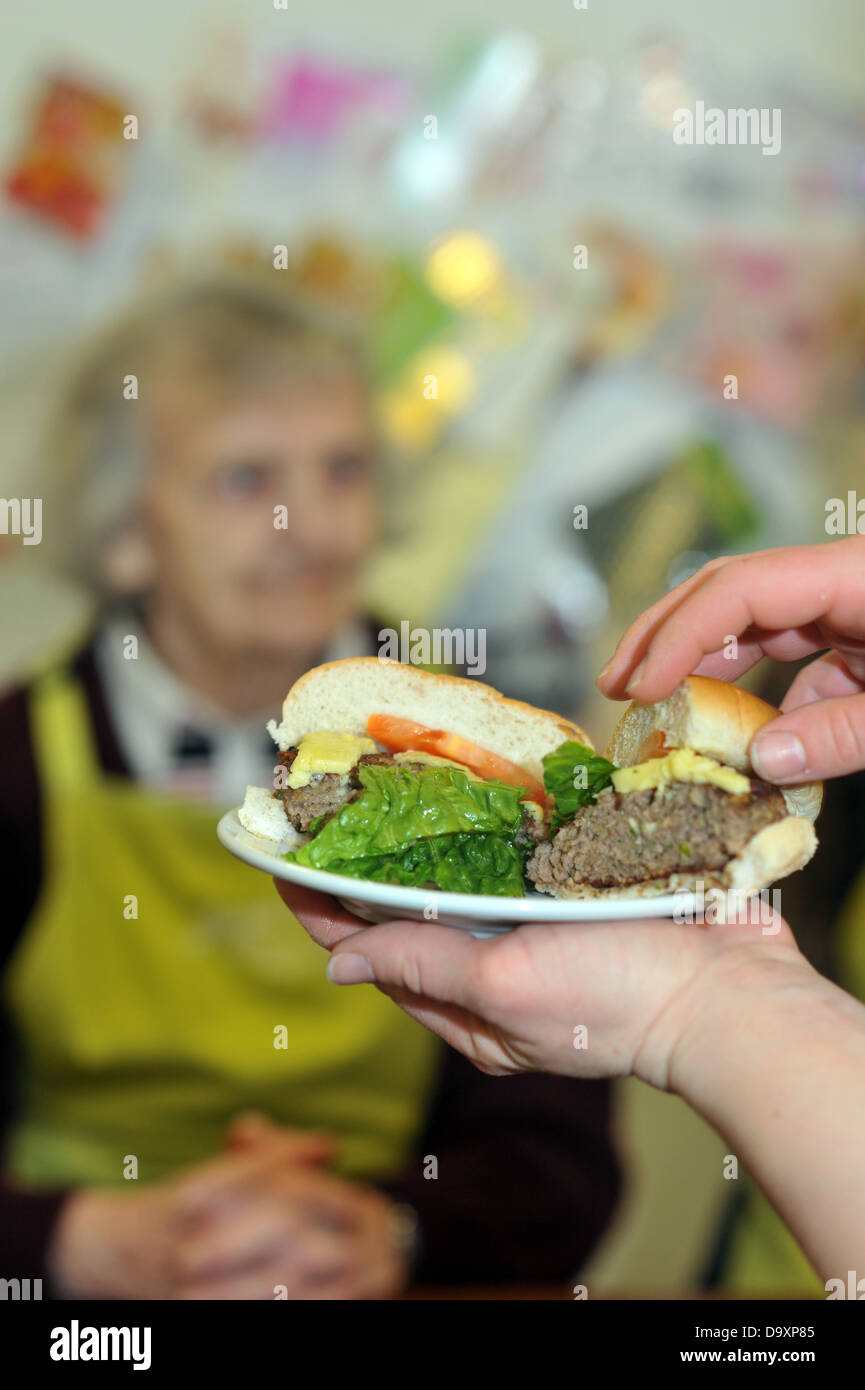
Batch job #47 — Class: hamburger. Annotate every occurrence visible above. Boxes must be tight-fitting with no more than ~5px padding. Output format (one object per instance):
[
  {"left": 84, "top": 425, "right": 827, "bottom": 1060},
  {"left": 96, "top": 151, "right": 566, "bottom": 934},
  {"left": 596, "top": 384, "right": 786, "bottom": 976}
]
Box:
[
  {"left": 527, "top": 675, "right": 821, "bottom": 898},
  {"left": 238, "top": 657, "right": 589, "bottom": 896},
  {"left": 238, "top": 662, "right": 821, "bottom": 899}
]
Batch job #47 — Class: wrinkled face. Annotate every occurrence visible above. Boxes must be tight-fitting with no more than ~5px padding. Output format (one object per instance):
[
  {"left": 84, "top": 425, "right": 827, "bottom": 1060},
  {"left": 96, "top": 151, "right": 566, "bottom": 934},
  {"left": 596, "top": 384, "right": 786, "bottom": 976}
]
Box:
[{"left": 137, "top": 372, "right": 378, "bottom": 658}]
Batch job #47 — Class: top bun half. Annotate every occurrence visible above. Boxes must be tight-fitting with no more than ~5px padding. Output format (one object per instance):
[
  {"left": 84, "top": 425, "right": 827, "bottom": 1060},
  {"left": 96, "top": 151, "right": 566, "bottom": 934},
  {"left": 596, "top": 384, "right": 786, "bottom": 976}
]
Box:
[
  {"left": 268, "top": 657, "right": 591, "bottom": 785},
  {"left": 605, "top": 675, "right": 823, "bottom": 823}
]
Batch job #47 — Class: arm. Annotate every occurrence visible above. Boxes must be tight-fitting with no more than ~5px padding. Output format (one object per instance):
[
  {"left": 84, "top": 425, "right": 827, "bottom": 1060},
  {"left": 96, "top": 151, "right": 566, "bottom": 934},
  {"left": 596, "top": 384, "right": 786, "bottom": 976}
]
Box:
[
  {"left": 668, "top": 952, "right": 865, "bottom": 1282},
  {"left": 292, "top": 889, "right": 865, "bottom": 1282}
]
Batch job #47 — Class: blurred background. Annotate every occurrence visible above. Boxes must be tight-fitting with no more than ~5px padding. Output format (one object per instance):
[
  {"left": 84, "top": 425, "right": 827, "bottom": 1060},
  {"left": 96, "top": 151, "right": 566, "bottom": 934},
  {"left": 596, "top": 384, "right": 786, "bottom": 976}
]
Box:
[{"left": 2, "top": 0, "right": 865, "bottom": 1297}]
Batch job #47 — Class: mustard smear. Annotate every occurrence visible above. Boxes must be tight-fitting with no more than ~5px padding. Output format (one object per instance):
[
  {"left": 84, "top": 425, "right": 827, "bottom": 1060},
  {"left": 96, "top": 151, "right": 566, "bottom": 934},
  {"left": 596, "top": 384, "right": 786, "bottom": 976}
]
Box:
[{"left": 611, "top": 748, "right": 750, "bottom": 796}]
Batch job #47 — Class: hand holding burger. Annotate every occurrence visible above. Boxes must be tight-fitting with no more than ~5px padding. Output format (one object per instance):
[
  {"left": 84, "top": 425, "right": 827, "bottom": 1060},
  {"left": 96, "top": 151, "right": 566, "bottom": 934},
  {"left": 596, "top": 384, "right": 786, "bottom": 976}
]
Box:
[
  {"left": 597, "top": 536, "right": 865, "bottom": 784},
  {"left": 275, "top": 539, "right": 865, "bottom": 1284}
]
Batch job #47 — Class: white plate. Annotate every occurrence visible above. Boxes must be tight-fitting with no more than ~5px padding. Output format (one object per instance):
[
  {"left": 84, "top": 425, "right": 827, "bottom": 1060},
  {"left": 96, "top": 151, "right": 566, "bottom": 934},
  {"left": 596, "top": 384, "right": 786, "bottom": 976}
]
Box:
[{"left": 217, "top": 809, "right": 696, "bottom": 935}]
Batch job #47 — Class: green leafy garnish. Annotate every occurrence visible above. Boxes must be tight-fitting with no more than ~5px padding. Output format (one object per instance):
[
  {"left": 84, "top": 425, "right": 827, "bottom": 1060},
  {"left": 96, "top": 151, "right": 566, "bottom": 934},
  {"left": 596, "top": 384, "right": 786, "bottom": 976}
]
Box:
[
  {"left": 310, "top": 833, "right": 528, "bottom": 897},
  {"left": 285, "top": 763, "right": 527, "bottom": 896},
  {"left": 542, "top": 740, "right": 617, "bottom": 828}
]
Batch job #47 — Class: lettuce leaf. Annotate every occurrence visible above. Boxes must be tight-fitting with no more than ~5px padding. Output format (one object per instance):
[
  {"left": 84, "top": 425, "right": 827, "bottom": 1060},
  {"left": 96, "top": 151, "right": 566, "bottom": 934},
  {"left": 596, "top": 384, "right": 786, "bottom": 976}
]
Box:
[
  {"left": 304, "top": 832, "right": 527, "bottom": 897},
  {"left": 542, "top": 740, "right": 617, "bottom": 828},
  {"left": 285, "top": 763, "right": 527, "bottom": 896}
]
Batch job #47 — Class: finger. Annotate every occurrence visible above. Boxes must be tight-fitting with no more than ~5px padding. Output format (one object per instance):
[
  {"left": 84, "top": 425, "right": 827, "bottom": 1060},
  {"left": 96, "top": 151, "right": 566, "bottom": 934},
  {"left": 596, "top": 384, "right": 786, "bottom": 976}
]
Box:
[
  {"left": 175, "top": 1205, "right": 349, "bottom": 1282},
  {"left": 325, "top": 921, "right": 516, "bottom": 1069},
  {"left": 223, "top": 1114, "right": 337, "bottom": 1163},
  {"left": 596, "top": 554, "right": 739, "bottom": 696},
  {"left": 270, "top": 1221, "right": 394, "bottom": 1301},
  {"left": 750, "top": 692, "right": 865, "bottom": 782},
  {"left": 595, "top": 548, "right": 785, "bottom": 695},
  {"left": 342, "top": 1239, "right": 405, "bottom": 1300},
  {"left": 175, "top": 1207, "right": 362, "bottom": 1298},
  {"left": 224, "top": 1131, "right": 337, "bottom": 1163},
  {"left": 273, "top": 880, "right": 369, "bottom": 947},
  {"left": 327, "top": 919, "right": 490, "bottom": 1011},
  {"left": 692, "top": 638, "right": 767, "bottom": 681},
  {"left": 618, "top": 546, "right": 861, "bottom": 703},
  {"left": 262, "top": 1165, "right": 381, "bottom": 1230},
  {"left": 598, "top": 538, "right": 865, "bottom": 703},
  {"left": 693, "top": 627, "right": 845, "bottom": 682},
  {"left": 374, "top": 981, "right": 508, "bottom": 1069},
  {"left": 780, "top": 650, "right": 865, "bottom": 713},
  {"left": 169, "top": 1149, "right": 299, "bottom": 1217},
  {"left": 176, "top": 1264, "right": 304, "bottom": 1300},
  {"left": 176, "top": 1251, "right": 359, "bottom": 1300},
  {"left": 175, "top": 1205, "right": 284, "bottom": 1280},
  {"left": 655, "top": 625, "right": 844, "bottom": 687}
]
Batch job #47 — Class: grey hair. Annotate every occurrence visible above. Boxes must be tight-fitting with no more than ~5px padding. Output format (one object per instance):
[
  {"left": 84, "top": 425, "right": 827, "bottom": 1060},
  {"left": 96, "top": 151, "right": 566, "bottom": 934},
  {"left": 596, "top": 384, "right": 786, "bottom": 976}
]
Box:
[{"left": 40, "top": 273, "right": 370, "bottom": 593}]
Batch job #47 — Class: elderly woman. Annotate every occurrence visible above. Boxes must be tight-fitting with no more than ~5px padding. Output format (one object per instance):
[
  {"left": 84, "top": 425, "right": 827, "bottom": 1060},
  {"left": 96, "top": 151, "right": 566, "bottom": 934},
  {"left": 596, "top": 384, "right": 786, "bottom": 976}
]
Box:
[{"left": 0, "top": 275, "right": 620, "bottom": 1298}]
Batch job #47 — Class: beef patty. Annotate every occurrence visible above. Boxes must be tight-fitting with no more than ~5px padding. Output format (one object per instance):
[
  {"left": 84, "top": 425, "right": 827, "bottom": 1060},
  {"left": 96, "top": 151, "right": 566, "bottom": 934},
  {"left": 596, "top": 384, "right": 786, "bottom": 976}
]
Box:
[
  {"left": 275, "top": 747, "right": 546, "bottom": 842},
  {"left": 527, "top": 778, "right": 786, "bottom": 892},
  {"left": 275, "top": 749, "right": 403, "bottom": 832}
]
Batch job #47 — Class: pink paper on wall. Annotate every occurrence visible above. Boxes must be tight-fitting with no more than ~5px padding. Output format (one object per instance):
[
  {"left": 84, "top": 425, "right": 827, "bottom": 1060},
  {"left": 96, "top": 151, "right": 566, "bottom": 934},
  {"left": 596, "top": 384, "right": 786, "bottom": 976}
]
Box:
[{"left": 259, "top": 56, "right": 407, "bottom": 144}]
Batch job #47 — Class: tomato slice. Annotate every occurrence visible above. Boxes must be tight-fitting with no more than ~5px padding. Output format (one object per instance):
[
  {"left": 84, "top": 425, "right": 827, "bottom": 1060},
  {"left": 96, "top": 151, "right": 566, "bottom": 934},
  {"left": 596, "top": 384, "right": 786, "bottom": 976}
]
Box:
[
  {"left": 636, "top": 730, "right": 674, "bottom": 762},
  {"left": 366, "top": 714, "right": 546, "bottom": 804}
]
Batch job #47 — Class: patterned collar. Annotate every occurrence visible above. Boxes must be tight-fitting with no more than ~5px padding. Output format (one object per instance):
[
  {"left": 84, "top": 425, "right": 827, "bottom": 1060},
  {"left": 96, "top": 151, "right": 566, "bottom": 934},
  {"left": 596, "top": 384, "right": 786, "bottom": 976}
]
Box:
[{"left": 93, "top": 614, "right": 373, "bottom": 806}]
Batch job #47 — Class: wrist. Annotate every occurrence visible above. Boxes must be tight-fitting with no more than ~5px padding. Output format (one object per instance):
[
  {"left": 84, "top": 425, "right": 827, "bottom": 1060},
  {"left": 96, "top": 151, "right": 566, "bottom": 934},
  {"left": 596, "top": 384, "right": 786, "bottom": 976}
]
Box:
[
  {"left": 46, "top": 1188, "right": 115, "bottom": 1299},
  {"left": 663, "top": 945, "right": 822, "bottom": 1110}
]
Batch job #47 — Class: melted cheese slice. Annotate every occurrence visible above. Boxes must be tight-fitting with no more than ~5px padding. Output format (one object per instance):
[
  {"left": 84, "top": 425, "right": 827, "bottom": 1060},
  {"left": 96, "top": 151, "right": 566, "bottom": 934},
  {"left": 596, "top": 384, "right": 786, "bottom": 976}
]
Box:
[
  {"left": 286, "top": 731, "right": 377, "bottom": 789},
  {"left": 611, "top": 747, "right": 750, "bottom": 796}
]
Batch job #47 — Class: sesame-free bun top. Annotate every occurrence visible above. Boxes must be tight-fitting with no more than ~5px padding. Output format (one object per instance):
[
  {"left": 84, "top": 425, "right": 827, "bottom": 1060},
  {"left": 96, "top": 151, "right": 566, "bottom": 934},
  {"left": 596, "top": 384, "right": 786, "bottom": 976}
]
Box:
[
  {"left": 605, "top": 674, "right": 823, "bottom": 823},
  {"left": 267, "top": 657, "right": 591, "bottom": 785}
]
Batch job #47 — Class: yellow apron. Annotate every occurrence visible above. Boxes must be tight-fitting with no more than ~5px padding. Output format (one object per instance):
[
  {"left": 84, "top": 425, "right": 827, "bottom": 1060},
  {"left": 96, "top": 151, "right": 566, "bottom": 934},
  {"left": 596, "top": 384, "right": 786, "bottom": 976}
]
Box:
[
  {"left": 719, "top": 872, "right": 865, "bottom": 1297},
  {"left": 2, "top": 667, "right": 440, "bottom": 1188}
]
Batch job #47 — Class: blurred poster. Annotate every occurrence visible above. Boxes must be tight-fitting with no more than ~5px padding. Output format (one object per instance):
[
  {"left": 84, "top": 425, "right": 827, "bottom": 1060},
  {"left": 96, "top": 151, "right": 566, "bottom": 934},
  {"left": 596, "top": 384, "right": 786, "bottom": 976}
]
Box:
[{"left": 5, "top": 74, "right": 131, "bottom": 240}]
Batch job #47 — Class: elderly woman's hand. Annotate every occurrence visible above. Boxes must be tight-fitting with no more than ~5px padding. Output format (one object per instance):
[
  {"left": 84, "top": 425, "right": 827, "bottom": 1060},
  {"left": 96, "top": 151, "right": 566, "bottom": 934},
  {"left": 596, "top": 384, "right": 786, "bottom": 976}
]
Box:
[
  {"left": 48, "top": 1123, "right": 410, "bottom": 1301},
  {"left": 169, "top": 1141, "right": 409, "bottom": 1300}
]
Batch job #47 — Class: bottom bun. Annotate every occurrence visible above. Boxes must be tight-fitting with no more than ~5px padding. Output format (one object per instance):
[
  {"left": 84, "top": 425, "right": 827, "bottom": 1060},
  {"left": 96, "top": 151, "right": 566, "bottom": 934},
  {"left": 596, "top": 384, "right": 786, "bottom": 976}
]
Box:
[
  {"left": 238, "top": 785, "right": 306, "bottom": 848},
  {"left": 531, "top": 815, "right": 817, "bottom": 901},
  {"left": 722, "top": 816, "right": 817, "bottom": 894}
]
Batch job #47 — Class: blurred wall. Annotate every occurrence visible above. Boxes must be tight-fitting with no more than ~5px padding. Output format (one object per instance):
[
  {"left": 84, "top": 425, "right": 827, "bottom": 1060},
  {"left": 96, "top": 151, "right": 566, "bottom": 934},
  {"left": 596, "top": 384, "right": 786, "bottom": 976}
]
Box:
[{"left": 0, "top": 0, "right": 863, "bottom": 158}]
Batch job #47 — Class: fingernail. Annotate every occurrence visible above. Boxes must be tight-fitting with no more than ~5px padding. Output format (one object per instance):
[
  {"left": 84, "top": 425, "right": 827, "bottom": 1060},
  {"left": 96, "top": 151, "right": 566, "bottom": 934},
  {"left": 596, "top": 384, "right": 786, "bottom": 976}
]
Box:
[
  {"left": 625, "top": 658, "right": 647, "bottom": 696},
  {"left": 751, "top": 730, "right": 807, "bottom": 780},
  {"left": 596, "top": 658, "right": 614, "bottom": 683},
  {"left": 327, "top": 953, "right": 375, "bottom": 984}
]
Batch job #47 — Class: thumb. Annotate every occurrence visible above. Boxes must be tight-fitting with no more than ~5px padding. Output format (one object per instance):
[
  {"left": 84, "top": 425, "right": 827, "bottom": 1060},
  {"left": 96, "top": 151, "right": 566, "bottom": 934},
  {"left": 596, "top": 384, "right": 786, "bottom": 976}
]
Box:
[
  {"left": 328, "top": 919, "right": 489, "bottom": 1010},
  {"left": 750, "top": 693, "right": 865, "bottom": 783},
  {"left": 223, "top": 1113, "right": 337, "bottom": 1164}
]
